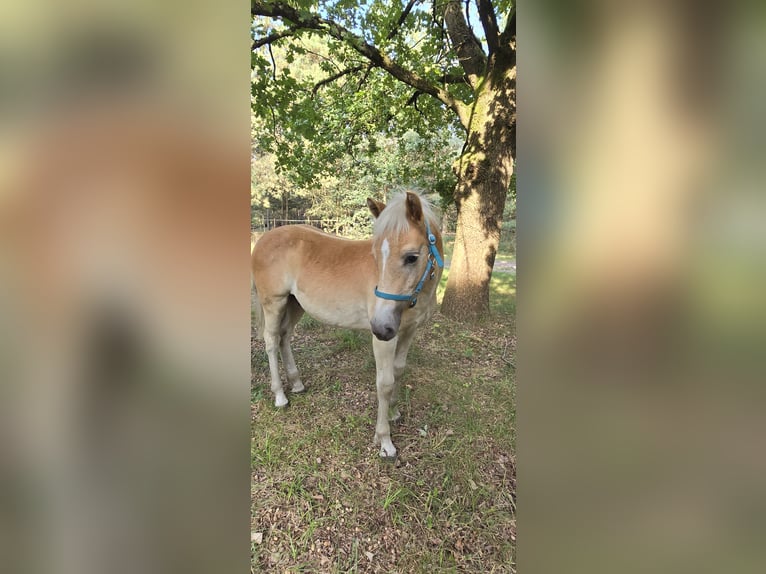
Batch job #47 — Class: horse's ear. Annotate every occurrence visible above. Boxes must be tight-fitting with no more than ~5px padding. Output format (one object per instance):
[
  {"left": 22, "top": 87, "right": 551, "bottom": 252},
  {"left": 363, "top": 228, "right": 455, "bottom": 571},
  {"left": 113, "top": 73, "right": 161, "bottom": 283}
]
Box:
[
  {"left": 367, "top": 198, "right": 386, "bottom": 219},
  {"left": 405, "top": 191, "right": 423, "bottom": 223}
]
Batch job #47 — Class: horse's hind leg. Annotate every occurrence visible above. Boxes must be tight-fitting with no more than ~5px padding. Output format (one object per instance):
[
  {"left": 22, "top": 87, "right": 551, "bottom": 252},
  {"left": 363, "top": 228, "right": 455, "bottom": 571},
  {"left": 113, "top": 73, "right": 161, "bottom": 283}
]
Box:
[
  {"left": 261, "top": 297, "right": 289, "bottom": 408},
  {"left": 279, "top": 295, "right": 305, "bottom": 394}
]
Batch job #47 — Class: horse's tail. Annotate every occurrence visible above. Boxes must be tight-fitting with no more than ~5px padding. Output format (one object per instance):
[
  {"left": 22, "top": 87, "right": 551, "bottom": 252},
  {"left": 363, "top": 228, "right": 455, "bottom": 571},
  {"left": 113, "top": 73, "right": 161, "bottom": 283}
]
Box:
[{"left": 252, "top": 283, "right": 266, "bottom": 340}]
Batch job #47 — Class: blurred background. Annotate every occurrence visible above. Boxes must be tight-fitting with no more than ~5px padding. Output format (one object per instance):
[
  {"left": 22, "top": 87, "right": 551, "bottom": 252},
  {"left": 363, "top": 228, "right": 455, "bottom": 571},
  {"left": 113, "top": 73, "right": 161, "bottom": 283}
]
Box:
[
  {"left": 520, "top": 1, "right": 766, "bottom": 572},
  {"left": 0, "top": 2, "right": 250, "bottom": 573},
  {"left": 2, "top": 0, "right": 766, "bottom": 572}
]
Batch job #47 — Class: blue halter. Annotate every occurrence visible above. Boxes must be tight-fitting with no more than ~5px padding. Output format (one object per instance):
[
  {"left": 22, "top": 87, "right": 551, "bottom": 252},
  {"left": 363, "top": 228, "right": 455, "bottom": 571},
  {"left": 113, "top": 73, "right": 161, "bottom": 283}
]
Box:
[{"left": 374, "top": 221, "right": 444, "bottom": 308}]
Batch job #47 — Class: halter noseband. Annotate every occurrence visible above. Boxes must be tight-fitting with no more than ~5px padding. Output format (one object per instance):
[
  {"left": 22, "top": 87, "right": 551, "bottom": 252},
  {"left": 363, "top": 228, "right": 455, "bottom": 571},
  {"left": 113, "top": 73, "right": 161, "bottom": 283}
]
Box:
[{"left": 374, "top": 221, "right": 444, "bottom": 308}]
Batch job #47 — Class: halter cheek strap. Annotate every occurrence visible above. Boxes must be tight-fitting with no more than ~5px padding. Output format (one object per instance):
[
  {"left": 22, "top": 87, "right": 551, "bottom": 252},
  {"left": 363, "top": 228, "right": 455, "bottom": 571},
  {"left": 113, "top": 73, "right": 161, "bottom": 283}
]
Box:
[{"left": 374, "top": 221, "right": 444, "bottom": 308}]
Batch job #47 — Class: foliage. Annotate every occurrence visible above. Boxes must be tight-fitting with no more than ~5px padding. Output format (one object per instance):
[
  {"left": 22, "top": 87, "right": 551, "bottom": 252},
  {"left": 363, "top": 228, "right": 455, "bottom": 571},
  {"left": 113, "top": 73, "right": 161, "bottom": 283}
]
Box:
[
  {"left": 251, "top": 19, "right": 466, "bottom": 233},
  {"left": 252, "top": 127, "right": 461, "bottom": 235},
  {"left": 251, "top": 5, "right": 467, "bottom": 186},
  {"left": 506, "top": 170, "right": 516, "bottom": 219},
  {"left": 251, "top": 1, "right": 516, "bottom": 189}
]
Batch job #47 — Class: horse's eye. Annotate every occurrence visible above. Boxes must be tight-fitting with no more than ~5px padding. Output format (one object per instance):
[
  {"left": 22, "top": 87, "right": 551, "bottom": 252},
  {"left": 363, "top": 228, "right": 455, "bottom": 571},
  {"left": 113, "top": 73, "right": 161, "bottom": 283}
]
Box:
[{"left": 403, "top": 254, "right": 419, "bottom": 265}]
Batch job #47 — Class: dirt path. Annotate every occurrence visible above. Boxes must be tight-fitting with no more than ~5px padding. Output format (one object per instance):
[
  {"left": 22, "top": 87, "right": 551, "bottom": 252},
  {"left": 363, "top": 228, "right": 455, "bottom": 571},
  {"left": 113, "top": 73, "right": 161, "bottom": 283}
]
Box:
[
  {"left": 443, "top": 258, "right": 516, "bottom": 274},
  {"left": 493, "top": 259, "right": 516, "bottom": 274}
]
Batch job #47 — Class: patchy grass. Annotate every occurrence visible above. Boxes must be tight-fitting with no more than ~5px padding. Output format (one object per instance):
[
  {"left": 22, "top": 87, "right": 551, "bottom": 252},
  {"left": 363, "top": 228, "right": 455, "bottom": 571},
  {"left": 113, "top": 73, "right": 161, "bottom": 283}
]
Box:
[{"left": 252, "top": 252, "right": 516, "bottom": 573}]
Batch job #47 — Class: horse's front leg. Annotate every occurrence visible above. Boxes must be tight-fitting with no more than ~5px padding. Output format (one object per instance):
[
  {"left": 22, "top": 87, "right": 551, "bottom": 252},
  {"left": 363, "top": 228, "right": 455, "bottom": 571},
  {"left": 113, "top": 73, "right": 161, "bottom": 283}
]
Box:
[
  {"left": 372, "top": 336, "right": 398, "bottom": 459},
  {"left": 389, "top": 326, "right": 416, "bottom": 423}
]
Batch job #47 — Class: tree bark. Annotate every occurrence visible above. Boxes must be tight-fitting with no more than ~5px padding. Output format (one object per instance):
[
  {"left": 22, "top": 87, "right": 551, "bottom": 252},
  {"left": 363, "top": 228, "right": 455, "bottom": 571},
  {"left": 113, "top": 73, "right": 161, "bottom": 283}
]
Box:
[{"left": 441, "top": 48, "right": 515, "bottom": 321}]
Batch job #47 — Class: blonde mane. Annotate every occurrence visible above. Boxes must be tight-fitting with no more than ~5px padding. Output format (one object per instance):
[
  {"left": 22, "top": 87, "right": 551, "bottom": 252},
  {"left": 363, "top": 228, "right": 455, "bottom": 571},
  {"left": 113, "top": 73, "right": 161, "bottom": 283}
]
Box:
[{"left": 372, "top": 191, "right": 439, "bottom": 238}]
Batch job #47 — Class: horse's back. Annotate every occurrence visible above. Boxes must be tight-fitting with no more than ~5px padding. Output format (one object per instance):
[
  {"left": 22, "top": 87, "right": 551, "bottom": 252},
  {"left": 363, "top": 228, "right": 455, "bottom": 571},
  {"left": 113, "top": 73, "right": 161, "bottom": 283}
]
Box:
[
  {"left": 251, "top": 225, "right": 330, "bottom": 270},
  {"left": 252, "top": 225, "right": 368, "bottom": 269},
  {"left": 254, "top": 224, "right": 348, "bottom": 246}
]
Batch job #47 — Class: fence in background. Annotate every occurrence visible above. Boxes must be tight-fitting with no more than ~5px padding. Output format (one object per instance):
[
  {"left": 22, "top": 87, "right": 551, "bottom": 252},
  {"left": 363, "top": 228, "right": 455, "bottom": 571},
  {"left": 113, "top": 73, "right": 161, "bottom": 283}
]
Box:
[{"left": 250, "top": 217, "right": 339, "bottom": 233}]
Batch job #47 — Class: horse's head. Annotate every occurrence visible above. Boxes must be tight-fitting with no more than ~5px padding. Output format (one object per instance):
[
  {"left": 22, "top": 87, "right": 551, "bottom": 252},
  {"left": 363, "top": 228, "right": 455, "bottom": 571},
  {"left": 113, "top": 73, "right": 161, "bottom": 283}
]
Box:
[{"left": 367, "top": 191, "right": 443, "bottom": 341}]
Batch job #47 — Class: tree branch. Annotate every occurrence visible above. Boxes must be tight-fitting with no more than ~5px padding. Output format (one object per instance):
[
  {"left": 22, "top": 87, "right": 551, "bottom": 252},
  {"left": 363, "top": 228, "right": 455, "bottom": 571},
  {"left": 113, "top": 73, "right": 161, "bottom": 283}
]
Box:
[
  {"left": 252, "top": 1, "right": 470, "bottom": 128},
  {"left": 475, "top": 0, "right": 500, "bottom": 54},
  {"left": 252, "top": 29, "right": 294, "bottom": 50},
  {"left": 406, "top": 91, "right": 422, "bottom": 106},
  {"left": 357, "top": 63, "right": 374, "bottom": 91},
  {"left": 405, "top": 91, "right": 426, "bottom": 118},
  {"left": 387, "top": 0, "right": 420, "bottom": 41},
  {"left": 312, "top": 65, "right": 365, "bottom": 95},
  {"left": 499, "top": 8, "right": 516, "bottom": 52},
  {"left": 440, "top": 72, "right": 467, "bottom": 84},
  {"left": 442, "top": 0, "right": 487, "bottom": 88},
  {"left": 432, "top": 1, "right": 443, "bottom": 28},
  {"left": 267, "top": 42, "right": 277, "bottom": 81}
]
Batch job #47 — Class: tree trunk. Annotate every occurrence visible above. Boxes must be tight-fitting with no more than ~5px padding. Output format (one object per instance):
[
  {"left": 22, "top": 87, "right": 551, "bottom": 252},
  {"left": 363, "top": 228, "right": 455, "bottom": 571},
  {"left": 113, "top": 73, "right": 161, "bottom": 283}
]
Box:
[{"left": 441, "top": 53, "right": 515, "bottom": 321}]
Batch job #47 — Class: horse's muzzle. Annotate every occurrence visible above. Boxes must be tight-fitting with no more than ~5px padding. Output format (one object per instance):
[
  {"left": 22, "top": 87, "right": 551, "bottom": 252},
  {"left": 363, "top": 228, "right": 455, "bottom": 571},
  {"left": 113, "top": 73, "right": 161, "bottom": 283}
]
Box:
[{"left": 371, "top": 321, "right": 397, "bottom": 341}]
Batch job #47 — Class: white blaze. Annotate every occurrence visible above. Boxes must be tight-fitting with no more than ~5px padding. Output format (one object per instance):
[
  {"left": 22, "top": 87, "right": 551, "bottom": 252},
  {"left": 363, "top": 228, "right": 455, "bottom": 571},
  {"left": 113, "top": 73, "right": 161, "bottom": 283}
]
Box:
[
  {"left": 380, "top": 238, "right": 390, "bottom": 275},
  {"left": 374, "top": 237, "right": 397, "bottom": 321}
]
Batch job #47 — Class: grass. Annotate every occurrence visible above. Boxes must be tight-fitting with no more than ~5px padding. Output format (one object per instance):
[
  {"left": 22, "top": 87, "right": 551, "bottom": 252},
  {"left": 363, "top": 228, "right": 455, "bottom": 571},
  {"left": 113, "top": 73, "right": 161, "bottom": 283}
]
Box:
[{"left": 252, "top": 240, "right": 516, "bottom": 573}]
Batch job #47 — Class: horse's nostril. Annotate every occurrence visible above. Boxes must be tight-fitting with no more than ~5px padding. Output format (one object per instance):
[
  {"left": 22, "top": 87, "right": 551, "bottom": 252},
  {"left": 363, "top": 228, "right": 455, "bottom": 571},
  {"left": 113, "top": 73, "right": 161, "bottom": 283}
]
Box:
[{"left": 372, "top": 323, "right": 396, "bottom": 341}]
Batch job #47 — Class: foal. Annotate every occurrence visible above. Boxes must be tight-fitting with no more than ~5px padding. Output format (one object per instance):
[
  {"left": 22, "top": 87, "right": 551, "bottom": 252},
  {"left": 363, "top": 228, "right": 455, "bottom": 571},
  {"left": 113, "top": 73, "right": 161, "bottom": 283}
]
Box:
[{"left": 251, "top": 191, "right": 444, "bottom": 458}]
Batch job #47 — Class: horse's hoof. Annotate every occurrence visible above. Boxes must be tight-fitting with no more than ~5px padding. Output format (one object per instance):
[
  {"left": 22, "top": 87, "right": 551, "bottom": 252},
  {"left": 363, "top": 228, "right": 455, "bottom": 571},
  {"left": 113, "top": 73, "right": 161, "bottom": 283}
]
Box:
[
  {"left": 291, "top": 382, "right": 305, "bottom": 394},
  {"left": 274, "top": 393, "right": 289, "bottom": 408},
  {"left": 379, "top": 449, "right": 398, "bottom": 462},
  {"left": 378, "top": 439, "right": 397, "bottom": 460}
]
